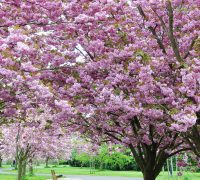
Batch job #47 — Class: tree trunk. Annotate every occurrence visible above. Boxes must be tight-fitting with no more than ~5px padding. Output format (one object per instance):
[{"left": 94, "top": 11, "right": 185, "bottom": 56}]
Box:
[
  {"left": 129, "top": 144, "right": 167, "bottom": 180},
  {"left": 36, "top": 160, "right": 40, "bottom": 166},
  {"left": 144, "top": 172, "right": 156, "bottom": 180},
  {"left": 29, "top": 159, "right": 33, "bottom": 176},
  {"left": 143, "top": 154, "right": 166, "bottom": 180},
  {"left": 18, "top": 159, "right": 23, "bottom": 180},
  {"left": 143, "top": 158, "right": 157, "bottom": 180},
  {"left": 186, "top": 124, "right": 200, "bottom": 157},
  {"left": 22, "top": 160, "right": 27, "bottom": 178},
  {"left": 0, "top": 157, "right": 2, "bottom": 168},
  {"left": 18, "top": 159, "right": 27, "bottom": 180},
  {"left": 45, "top": 157, "right": 49, "bottom": 168},
  {"left": 15, "top": 125, "right": 20, "bottom": 170},
  {"left": 127, "top": 120, "right": 185, "bottom": 180}
]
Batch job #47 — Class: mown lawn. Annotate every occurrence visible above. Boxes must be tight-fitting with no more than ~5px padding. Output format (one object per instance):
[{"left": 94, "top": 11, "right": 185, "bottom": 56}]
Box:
[
  {"left": 4, "top": 165, "right": 144, "bottom": 177},
  {"left": 2, "top": 164, "right": 200, "bottom": 179},
  {"left": 0, "top": 174, "right": 47, "bottom": 180}
]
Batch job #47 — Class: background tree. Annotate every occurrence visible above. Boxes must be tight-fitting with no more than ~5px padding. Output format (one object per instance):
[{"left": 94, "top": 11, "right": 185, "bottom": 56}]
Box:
[{"left": 0, "top": 108, "right": 72, "bottom": 180}]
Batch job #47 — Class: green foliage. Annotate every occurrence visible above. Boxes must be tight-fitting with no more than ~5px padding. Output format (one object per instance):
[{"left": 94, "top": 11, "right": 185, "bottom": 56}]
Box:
[
  {"left": 59, "top": 160, "right": 68, "bottom": 165},
  {"left": 135, "top": 50, "right": 151, "bottom": 63},
  {"left": 100, "top": 151, "right": 133, "bottom": 170},
  {"left": 75, "top": 153, "right": 91, "bottom": 167},
  {"left": 68, "top": 152, "right": 90, "bottom": 167},
  {"left": 96, "top": 145, "right": 139, "bottom": 171},
  {"left": 68, "top": 145, "right": 140, "bottom": 171}
]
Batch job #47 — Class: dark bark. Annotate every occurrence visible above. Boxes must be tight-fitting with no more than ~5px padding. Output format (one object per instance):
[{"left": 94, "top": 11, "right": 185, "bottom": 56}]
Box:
[
  {"left": 185, "top": 123, "right": 200, "bottom": 157},
  {"left": 129, "top": 121, "right": 167, "bottom": 180},
  {"left": 144, "top": 171, "right": 156, "bottom": 180},
  {"left": 130, "top": 145, "right": 167, "bottom": 180},
  {"left": 137, "top": 5, "right": 166, "bottom": 55}
]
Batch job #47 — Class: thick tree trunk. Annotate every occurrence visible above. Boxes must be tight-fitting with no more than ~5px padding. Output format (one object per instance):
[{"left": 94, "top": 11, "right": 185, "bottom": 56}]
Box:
[
  {"left": 142, "top": 157, "right": 159, "bottom": 180},
  {"left": 129, "top": 144, "right": 167, "bottom": 180},
  {"left": 141, "top": 161, "right": 165, "bottom": 180},
  {"left": 144, "top": 175, "right": 156, "bottom": 180},
  {"left": 143, "top": 169, "right": 156, "bottom": 180},
  {"left": 127, "top": 119, "right": 185, "bottom": 180}
]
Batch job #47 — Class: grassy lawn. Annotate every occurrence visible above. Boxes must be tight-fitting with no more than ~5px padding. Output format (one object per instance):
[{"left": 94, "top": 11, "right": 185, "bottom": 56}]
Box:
[
  {"left": 4, "top": 165, "right": 144, "bottom": 177},
  {"left": 2, "top": 164, "right": 200, "bottom": 179},
  {"left": 0, "top": 174, "right": 47, "bottom": 180},
  {"left": 156, "top": 172, "right": 200, "bottom": 180},
  {"left": 37, "top": 166, "right": 142, "bottom": 177}
]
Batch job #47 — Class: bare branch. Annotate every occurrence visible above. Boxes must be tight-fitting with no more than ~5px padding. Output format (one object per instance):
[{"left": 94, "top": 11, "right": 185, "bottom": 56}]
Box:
[
  {"left": 148, "top": 26, "right": 167, "bottom": 54},
  {"left": 137, "top": 5, "right": 167, "bottom": 54},
  {"left": 183, "top": 35, "right": 198, "bottom": 59}
]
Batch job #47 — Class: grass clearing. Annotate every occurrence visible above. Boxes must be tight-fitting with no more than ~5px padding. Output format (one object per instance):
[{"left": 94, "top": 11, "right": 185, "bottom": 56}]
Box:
[{"left": 1, "top": 164, "right": 200, "bottom": 179}]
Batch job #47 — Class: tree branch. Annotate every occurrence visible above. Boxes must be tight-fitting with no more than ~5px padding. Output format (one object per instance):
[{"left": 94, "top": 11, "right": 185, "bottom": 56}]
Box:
[
  {"left": 148, "top": 26, "right": 167, "bottom": 54},
  {"left": 129, "top": 144, "right": 145, "bottom": 172},
  {"left": 168, "top": 148, "right": 191, "bottom": 157},
  {"left": 137, "top": 5, "right": 167, "bottom": 54},
  {"left": 183, "top": 35, "right": 198, "bottom": 59},
  {"left": 166, "top": 1, "right": 183, "bottom": 63}
]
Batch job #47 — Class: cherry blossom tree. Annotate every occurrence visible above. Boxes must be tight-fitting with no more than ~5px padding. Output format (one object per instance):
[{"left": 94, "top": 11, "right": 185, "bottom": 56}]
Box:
[
  {"left": 37, "top": 133, "right": 72, "bottom": 168},
  {"left": 0, "top": 1, "right": 199, "bottom": 180},
  {"left": 48, "top": 1, "right": 199, "bottom": 180},
  {"left": 0, "top": 108, "right": 72, "bottom": 180},
  {"left": 48, "top": 1, "right": 200, "bottom": 179}
]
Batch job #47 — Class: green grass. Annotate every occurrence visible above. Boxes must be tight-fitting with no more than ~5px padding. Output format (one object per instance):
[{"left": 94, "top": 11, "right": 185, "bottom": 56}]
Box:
[
  {"left": 0, "top": 164, "right": 13, "bottom": 168},
  {"left": 0, "top": 174, "right": 47, "bottom": 180},
  {"left": 156, "top": 171, "right": 200, "bottom": 180},
  {"left": 2, "top": 164, "right": 200, "bottom": 179},
  {"left": 5, "top": 165, "right": 144, "bottom": 177}
]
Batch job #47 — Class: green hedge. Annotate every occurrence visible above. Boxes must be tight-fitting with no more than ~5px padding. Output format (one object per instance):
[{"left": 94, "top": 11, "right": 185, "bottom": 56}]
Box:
[{"left": 67, "top": 145, "right": 140, "bottom": 171}]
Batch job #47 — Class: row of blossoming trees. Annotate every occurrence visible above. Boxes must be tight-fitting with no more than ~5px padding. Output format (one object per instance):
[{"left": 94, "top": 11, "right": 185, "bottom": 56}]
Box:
[
  {"left": 0, "top": 0, "right": 199, "bottom": 180},
  {"left": 0, "top": 108, "right": 93, "bottom": 179},
  {"left": 0, "top": 109, "right": 71, "bottom": 179}
]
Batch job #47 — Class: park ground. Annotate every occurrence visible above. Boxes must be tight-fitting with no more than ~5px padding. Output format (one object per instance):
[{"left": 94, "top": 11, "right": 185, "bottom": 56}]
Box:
[{"left": 0, "top": 165, "right": 200, "bottom": 179}]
